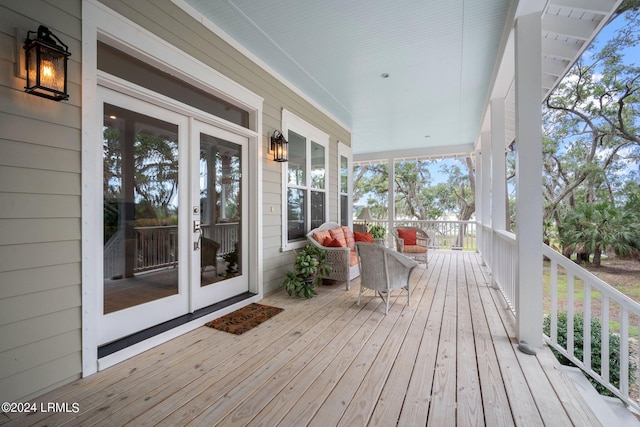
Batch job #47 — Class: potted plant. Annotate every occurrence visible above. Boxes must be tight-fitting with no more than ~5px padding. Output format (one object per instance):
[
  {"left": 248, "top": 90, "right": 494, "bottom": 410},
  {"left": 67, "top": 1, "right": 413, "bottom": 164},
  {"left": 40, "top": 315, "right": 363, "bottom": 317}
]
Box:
[
  {"left": 368, "top": 224, "right": 387, "bottom": 245},
  {"left": 222, "top": 243, "right": 239, "bottom": 277},
  {"left": 281, "top": 244, "right": 330, "bottom": 298}
]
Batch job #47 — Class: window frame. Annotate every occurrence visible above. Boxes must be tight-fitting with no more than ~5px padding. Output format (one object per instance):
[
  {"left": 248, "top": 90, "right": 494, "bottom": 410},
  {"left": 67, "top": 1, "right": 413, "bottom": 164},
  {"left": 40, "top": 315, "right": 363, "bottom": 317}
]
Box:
[
  {"left": 338, "top": 142, "right": 353, "bottom": 228},
  {"left": 280, "top": 109, "right": 329, "bottom": 251}
]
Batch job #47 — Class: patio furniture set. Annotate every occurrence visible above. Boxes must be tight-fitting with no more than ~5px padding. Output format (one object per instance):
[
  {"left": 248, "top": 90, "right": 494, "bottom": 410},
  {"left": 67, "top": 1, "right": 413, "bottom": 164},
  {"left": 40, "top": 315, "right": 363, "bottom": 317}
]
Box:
[{"left": 306, "top": 221, "right": 432, "bottom": 314}]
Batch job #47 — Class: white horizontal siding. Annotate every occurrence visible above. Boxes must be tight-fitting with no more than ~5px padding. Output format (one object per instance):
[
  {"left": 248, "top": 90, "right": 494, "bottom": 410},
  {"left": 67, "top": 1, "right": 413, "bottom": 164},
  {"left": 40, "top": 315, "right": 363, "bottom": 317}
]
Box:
[{"left": 0, "top": 0, "right": 82, "bottom": 403}]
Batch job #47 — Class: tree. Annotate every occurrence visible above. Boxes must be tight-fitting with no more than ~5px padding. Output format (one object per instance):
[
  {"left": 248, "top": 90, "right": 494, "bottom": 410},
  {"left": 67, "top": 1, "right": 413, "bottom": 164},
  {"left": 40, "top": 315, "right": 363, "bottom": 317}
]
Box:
[
  {"left": 542, "top": 6, "right": 640, "bottom": 226},
  {"left": 558, "top": 201, "right": 639, "bottom": 266},
  {"left": 353, "top": 157, "right": 475, "bottom": 223}
]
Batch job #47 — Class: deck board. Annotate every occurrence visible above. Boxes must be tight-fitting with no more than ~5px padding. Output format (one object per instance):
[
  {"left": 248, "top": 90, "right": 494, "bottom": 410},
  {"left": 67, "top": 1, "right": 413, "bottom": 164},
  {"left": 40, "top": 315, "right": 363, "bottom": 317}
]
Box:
[{"left": 2, "top": 251, "right": 601, "bottom": 427}]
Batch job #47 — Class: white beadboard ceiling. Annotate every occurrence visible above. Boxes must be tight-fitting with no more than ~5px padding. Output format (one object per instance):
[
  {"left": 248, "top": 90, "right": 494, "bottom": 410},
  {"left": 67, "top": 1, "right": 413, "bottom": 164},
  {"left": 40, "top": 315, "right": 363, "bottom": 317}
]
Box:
[{"left": 179, "top": 0, "right": 621, "bottom": 159}]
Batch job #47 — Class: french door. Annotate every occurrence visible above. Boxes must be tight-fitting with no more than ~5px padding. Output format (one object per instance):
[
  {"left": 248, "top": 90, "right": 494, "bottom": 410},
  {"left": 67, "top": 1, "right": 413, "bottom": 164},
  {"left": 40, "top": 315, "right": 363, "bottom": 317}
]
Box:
[
  {"left": 98, "top": 88, "right": 248, "bottom": 345},
  {"left": 189, "top": 121, "right": 248, "bottom": 311}
]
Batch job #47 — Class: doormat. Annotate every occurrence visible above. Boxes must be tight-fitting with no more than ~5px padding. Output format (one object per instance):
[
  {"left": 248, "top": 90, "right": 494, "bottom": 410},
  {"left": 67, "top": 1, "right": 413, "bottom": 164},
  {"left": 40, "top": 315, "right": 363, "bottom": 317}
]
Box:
[{"left": 205, "top": 303, "right": 284, "bottom": 335}]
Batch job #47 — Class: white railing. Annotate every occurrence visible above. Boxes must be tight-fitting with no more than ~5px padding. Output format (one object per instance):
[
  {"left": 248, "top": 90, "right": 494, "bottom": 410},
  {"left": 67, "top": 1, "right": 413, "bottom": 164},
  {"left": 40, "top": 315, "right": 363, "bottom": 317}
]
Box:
[
  {"left": 491, "top": 230, "right": 517, "bottom": 313},
  {"left": 354, "top": 219, "right": 477, "bottom": 251},
  {"left": 134, "top": 226, "right": 178, "bottom": 272},
  {"left": 204, "top": 222, "right": 239, "bottom": 255},
  {"left": 103, "top": 223, "right": 240, "bottom": 277},
  {"left": 543, "top": 245, "right": 640, "bottom": 412},
  {"left": 103, "top": 229, "right": 124, "bottom": 279},
  {"left": 485, "top": 232, "right": 640, "bottom": 409}
]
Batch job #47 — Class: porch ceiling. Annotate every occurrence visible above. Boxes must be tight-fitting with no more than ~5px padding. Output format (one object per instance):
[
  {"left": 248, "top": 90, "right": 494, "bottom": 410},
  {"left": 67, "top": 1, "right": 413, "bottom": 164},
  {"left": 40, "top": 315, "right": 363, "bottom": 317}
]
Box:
[{"left": 178, "top": 0, "right": 621, "bottom": 161}]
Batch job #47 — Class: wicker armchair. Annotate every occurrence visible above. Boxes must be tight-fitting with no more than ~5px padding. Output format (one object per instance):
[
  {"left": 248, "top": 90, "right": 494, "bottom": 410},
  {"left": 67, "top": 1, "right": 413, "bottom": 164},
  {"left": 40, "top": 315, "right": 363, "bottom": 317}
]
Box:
[
  {"left": 355, "top": 242, "right": 418, "bottom": 314},
  {"left": 391, "top": 227, "right": 430, "bottom": 266},
  {"left": 200, "top": 237, "right": 220, "bottom": 272},
  {"left": 307, "top": 222, "right": 360, "bottom": 290}
]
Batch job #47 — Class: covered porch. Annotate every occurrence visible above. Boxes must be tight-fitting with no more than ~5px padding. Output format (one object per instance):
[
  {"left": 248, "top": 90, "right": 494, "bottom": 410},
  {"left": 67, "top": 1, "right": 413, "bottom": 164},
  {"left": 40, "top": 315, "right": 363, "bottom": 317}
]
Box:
[{"left": 2, "top": 251, "right": 598, "bottom": 426}]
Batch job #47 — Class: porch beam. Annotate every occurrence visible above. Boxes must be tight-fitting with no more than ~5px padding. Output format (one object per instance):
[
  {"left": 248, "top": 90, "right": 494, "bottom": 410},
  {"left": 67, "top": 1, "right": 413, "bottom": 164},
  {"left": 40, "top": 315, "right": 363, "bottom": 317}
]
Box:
[{"left": 515, "top": 11, "right": 544, "bottom": 348}]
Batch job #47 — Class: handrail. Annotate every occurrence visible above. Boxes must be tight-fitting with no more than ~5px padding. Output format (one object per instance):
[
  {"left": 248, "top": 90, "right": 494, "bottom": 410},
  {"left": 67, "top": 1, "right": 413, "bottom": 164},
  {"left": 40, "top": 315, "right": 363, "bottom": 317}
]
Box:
[{"left": 542, "top": 244, "right": 640, "bottom": 412}]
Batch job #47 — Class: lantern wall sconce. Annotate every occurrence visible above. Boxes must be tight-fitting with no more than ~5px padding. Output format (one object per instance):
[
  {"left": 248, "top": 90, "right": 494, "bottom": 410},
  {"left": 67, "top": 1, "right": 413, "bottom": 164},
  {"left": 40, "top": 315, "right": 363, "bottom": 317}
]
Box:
[
  {"left": 23, "top": 25, "right": 71, "bottom": 101},
  {"left": 270, "top": 130, "right": 288, "bottom": 162}
]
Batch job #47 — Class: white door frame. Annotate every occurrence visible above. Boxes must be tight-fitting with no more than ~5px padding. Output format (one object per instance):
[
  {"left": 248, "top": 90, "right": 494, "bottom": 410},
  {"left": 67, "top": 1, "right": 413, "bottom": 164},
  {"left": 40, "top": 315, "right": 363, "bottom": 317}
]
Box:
[
  {"left": 82, "top": 0, "right": 263, "bottom": 376},
  {"left": 97, "top": 87, "right": 192, "bottom": 345}
]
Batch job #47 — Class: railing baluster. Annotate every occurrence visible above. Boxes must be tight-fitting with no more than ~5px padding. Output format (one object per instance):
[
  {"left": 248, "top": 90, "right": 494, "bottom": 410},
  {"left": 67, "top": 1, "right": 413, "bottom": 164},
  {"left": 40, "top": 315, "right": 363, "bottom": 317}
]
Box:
[
  {"left": 567, "top": 274, "right": 575, "bottom": 359},
  {"left": 602, "top": 295, "right": 610, "bottom": 384},
  {"left": 621, "top": 307, "right": 630, "bottom": 396},
  {"left": 551, "top": 260, "right": 558, "bottom": 343},
  {"left": 584, "top": 283, "right": 591, "bottom": 370}
]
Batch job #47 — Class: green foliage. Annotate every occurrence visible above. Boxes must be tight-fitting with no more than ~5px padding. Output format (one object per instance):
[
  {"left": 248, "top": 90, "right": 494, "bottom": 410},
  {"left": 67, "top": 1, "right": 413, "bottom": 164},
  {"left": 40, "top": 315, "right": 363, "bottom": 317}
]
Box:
[
  {"left": 222, "top": 243, "right": 239, "bottom": 275},
  {"left": 559, "top": 201, "right": 639, "bottom": 265},
  {"left": 353, "top": 157, "right": 475, "bottom": 221},
  {"left": 280, "top": 244, "right": 329, "bottom": 298},
  {"left": 540, "top": 7, "right": 640, "bottom": 229},
  {"left": 368, "top": 224, "right": 386, "bottom": 239},
  {"left": 544, "top": 312, "right": 636, "bottom": 397}
]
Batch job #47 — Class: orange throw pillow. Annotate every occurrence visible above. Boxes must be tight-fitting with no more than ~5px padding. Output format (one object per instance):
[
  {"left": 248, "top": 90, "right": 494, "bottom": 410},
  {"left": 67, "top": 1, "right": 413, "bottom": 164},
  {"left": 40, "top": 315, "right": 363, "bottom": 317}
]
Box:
[
  {"left": 324, "top": 237, "right": 344, "bottom": 248},
  {"left": 313, "top": 230, "right": 331, "bottom": 244},
  {"left": 328, "top": 227, "right": 347, "bottom": 248},
  {"left": 354, "top": 231, "right": 373, "bottom": 243},
  {"left": 397, "top": 229, "right": 417, "bottom": 246}
]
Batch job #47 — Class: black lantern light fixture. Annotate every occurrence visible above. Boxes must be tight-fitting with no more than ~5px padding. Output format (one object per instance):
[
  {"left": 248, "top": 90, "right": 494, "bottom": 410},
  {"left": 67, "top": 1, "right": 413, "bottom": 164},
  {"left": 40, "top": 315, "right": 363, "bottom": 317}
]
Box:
[
  {"left": 24, "top": 25, "right": 71, "bottom": 101},
  {"left": 270, "top": 130, "right": 288, "bottom": 162}
]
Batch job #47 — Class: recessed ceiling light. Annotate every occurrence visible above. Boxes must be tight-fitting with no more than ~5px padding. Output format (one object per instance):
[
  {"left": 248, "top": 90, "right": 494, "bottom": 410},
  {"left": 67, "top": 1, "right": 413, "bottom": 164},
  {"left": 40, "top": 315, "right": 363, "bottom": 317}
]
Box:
[{"left": 380, "top": 73, "right": 390, "bottom": 78}]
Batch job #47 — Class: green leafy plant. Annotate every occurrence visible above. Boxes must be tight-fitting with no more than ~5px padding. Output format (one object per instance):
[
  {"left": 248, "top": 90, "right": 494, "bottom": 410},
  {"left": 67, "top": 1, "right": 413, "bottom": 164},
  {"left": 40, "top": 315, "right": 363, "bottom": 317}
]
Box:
[
  {"left": 368, "top": 224, "right": 386, "bottom": 239},
  {"left": 544, "top": 311, "right": 636, "bottom": 397},
  {"left": 222, "top": 243, "right": 239, "bottom": 277},
  {"left": 280, "top": 244, "right": 330, "bottom": 298}
]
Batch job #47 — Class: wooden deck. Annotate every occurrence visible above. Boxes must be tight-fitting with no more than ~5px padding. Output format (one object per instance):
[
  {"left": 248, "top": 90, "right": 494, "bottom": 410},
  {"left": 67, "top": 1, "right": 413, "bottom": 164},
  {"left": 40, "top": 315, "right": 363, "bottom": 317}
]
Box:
[{"left": 2, "top": 251, "right": 599, "bottom": 426}]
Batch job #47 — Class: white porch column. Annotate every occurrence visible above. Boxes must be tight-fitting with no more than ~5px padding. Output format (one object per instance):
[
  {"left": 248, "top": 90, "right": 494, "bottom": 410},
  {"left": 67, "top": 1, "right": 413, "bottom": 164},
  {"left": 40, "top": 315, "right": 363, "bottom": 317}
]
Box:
[
  {"left": 475, "top": 150, "right": 483, "bottom": 256},
  {"left": 491, "top": 98, "right": 507, "bottom": 231},
  {"left": 387, "top": 158, "right": 395, "bottom": 247},
  {"left": 481, "top": 132, "right": 492, "bottom": 229},
  {"left": 515, "top": 11, "right": 543, "bottom": 348},
  {"left": 480, "top": 133, "right": 492, "bottom": 266},
  {"left": 475, "top": 150, "right": 483, "bottom": 225}
]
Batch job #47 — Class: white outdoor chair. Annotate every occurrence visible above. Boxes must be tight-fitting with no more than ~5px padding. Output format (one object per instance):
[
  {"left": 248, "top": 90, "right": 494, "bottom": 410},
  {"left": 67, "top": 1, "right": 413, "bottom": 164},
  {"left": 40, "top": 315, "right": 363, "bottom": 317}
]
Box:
[{"left": 355, "top": 242, "right": 419, "bottom": 314}]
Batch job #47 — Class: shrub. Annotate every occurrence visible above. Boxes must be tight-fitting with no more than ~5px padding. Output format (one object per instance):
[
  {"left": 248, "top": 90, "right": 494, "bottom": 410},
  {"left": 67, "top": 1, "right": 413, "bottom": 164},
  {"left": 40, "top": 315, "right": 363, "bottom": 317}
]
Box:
[{"left": 543, "top": 312, "right": 636, "bottom": 397}]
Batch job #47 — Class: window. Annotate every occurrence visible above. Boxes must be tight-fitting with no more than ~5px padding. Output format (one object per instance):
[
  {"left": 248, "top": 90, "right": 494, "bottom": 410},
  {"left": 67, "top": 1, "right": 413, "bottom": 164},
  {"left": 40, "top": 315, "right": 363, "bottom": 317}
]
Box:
[
  {"left": 282, "top": 110, "right": 329, "bottom": 248},
  {"left": 338, "top": 142, "right": 352, "bottom": 227}
]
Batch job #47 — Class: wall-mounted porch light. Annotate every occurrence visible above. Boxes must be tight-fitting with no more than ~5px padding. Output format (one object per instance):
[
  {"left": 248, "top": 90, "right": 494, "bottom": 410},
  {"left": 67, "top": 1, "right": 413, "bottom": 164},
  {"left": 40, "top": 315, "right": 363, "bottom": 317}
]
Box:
[
  {"left": 23, "top": 25, "right": 71, "bottom": 101},
  {"left": 270, "top": 130, "right": 288, "bottom": 162}
]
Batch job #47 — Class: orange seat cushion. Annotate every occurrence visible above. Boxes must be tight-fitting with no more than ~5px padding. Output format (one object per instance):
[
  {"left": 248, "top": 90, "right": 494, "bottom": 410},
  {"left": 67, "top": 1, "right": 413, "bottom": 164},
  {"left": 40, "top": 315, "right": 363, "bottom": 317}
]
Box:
[
  {"left": 397, "top": 229, "right": 417, "bottom": 245},
  {"left": 313, "top": 230, "right": 331, "bottom": 245},
  {"left": 349, "top": 252, "right": 359, "bottom": 266},
  {"left": 342, "top": 226, "right": 356, "bottom": 250},
  {"left": 403, "top": 245, "right": 427, "bottom": 253},
  {"left": 354, "top": 231, "right": 373, "bottom": 243}
]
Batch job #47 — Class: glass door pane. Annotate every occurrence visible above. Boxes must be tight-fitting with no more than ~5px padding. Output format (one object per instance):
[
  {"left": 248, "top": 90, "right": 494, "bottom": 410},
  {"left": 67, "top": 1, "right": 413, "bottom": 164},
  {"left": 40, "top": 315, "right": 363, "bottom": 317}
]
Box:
[
  {"left": 103, "top": 103, "right": 180, "bottom": 314},
  {"left": 190, "top": 121, "right": 249, "bottom": 311},
  {"left": 199, "top": 134, "right": 242, "bottom": 286}
]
